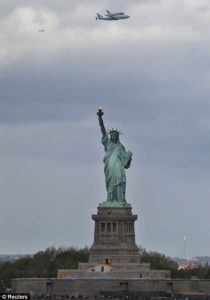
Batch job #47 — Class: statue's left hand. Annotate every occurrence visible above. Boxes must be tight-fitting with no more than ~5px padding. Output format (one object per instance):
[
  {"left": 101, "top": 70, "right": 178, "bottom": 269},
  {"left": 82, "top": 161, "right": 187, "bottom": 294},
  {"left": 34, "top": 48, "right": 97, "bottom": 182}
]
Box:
[{"left": 128, "top": 151, "right": 133, "bottom": 156}]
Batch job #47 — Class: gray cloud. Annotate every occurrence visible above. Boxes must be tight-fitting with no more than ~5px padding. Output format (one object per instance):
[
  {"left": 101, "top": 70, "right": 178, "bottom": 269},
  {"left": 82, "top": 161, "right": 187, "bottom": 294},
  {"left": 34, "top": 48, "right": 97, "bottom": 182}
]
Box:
[{"left": 0, "top": 0, "right": 210, "bottom": 257}]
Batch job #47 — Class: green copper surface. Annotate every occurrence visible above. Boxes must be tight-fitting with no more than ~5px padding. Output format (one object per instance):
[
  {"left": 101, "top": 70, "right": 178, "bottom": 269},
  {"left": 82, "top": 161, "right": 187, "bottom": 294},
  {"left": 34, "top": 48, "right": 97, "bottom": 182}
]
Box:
[
  {"left": 97, "top": 108, "right": 132, "bottom": 208},
  {"left": 99, "top": 200, "right": 131, "bottom": 208}
]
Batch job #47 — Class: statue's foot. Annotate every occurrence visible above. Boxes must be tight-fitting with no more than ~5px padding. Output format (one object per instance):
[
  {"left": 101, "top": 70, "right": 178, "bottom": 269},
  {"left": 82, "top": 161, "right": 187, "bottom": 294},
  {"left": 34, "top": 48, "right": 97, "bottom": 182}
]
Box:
[{"left": 98, "top": 200, "right": 131, "bottom": 208}]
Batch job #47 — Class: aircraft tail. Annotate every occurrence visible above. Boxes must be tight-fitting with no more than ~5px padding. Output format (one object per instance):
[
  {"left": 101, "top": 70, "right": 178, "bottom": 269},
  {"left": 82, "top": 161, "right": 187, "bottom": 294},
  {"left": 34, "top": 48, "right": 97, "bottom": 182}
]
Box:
[{"left": 96, "top": 13, "right": 102, "bottom": 20}]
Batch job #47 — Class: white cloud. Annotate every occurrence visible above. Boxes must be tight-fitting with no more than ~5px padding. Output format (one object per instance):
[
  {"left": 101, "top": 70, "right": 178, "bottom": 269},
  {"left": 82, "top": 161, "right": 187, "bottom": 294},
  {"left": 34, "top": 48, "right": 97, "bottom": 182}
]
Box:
[
  {"left": 1, "top": 0, "right": 210, "bottom": 75},
  {"left": 0, "top": 6, "right": 58, "bottom": 69}
]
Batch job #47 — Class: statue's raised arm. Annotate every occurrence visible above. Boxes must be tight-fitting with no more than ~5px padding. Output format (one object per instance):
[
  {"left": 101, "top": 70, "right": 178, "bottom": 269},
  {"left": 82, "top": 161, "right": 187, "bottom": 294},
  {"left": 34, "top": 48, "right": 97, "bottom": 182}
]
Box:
[{"left": 97, "top": 107, "right": 106, "bottom": 137}]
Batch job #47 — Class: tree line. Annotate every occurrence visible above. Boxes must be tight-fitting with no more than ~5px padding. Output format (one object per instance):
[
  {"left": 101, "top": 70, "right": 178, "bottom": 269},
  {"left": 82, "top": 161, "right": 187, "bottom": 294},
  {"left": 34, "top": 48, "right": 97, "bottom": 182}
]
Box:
[
  {"left": 1, "top": 246, "right": 210, "bottom": 288},
  {"left": 139, "top": 247, "right": 210, "bottom": 279},
  {"left": 0, "top": 247, "right": 89, "bottom": 288}
]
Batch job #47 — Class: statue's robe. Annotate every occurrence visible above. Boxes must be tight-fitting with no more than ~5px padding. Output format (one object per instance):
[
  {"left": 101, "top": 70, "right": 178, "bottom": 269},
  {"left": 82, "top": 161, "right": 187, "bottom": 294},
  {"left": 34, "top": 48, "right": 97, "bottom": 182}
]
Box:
[{"left": 102, "top": 134, "right": 132, "bottom": 203}]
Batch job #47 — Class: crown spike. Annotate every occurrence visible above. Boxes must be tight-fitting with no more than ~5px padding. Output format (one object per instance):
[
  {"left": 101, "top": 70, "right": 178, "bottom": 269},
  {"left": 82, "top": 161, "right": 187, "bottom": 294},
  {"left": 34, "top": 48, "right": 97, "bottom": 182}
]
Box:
[{"left": 108, "top": 128, "right": 122, "bottom": 135}]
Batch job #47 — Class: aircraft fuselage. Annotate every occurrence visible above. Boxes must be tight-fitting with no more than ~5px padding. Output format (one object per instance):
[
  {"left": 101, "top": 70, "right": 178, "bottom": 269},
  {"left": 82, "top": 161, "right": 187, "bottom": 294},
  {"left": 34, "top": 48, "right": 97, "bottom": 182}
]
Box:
[{"left": 96, "top": 13, "right": 130, "bottom": 21}]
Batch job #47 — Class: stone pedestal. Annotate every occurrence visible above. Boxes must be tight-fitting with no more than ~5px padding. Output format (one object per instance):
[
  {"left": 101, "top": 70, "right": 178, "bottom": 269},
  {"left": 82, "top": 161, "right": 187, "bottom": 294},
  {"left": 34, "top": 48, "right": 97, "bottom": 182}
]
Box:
[
  {"left": 89, "top": 207, "right": 140, "bottom": 263},
  {"left": 57, "top": 205, "right": 171, "bottom": 280}
]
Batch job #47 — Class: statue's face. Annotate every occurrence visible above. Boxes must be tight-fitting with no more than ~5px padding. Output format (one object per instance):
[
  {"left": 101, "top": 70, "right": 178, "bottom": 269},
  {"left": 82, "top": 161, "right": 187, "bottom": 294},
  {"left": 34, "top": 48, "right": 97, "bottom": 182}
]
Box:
[{"left": 110, "top": 132, "right": 119, "bottom": 143}]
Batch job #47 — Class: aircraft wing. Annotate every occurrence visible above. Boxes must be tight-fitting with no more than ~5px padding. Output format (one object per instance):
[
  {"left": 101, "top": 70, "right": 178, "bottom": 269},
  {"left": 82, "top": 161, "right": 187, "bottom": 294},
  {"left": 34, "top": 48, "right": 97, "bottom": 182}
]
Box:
[
  {"left": 105, "top": 13, "right": 118, "bottom": 20},
  {"left": 110, "top": 15, "right": 118, "bottom": 20}
]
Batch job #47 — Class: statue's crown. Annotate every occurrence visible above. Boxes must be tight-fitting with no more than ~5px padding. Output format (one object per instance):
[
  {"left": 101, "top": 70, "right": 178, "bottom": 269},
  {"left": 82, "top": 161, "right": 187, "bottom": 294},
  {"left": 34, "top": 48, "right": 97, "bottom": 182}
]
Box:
[{"left": 108, "top": 128, "right": 122, "bottom": 135}]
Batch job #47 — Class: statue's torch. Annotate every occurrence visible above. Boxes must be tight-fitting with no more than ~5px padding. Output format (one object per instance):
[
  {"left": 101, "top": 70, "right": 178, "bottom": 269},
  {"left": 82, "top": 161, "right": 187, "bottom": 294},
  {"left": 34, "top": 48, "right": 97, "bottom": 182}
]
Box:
[{"left": 97, "top": 106, "right": 104, "bottom": 117}]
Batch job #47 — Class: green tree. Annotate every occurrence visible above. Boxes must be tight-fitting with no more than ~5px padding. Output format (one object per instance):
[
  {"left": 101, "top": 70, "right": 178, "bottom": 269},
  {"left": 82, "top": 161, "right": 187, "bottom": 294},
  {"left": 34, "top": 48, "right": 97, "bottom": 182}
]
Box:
[
  {"left": 139, "top": 246, "right": 178, "bottom": 278},
  {"left": 0, "top": 246, "right": 89, "bottom": 288}
]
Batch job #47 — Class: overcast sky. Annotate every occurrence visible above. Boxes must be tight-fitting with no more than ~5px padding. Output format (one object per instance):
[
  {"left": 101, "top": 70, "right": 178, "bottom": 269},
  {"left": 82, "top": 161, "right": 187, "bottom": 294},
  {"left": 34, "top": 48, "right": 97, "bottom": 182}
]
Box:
[{"left": 0, "top": 0, "right": 210, "bottom": 258}]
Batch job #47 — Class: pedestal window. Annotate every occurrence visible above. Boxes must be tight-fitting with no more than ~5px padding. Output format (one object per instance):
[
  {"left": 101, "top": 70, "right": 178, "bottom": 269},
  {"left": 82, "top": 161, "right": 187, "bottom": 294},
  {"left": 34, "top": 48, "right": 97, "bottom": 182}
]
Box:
[{"left": 101, "top": 222, "right": 105, "bottom": 232}]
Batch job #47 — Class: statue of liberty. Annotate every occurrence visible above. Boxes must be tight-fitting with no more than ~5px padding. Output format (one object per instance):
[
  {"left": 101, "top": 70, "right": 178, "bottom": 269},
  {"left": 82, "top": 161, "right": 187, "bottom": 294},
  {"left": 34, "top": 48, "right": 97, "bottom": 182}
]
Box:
[{"left": 97, "top": 107, "right": 132, "bottom": 207}]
